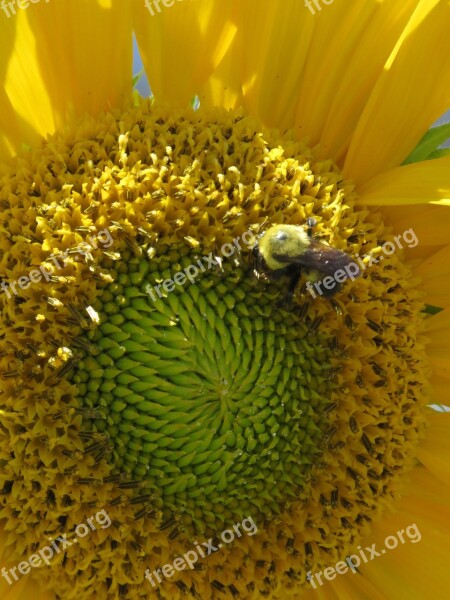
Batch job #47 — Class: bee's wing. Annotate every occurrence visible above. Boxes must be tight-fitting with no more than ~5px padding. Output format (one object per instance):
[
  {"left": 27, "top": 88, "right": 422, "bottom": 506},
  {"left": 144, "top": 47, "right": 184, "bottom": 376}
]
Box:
[{"left": 273, "top": 240, "right": 359, "bottom": 277}]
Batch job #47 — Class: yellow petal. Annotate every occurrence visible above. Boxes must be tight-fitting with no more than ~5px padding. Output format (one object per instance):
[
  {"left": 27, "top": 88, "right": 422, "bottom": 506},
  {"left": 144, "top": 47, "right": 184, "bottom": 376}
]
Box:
[
  {"left": 332, "top": 571, "right": 388, "bottom": 600},
  {"left": 0, "top": 10, "right": 54, "bottom": 160},
  {"left": 0, "top": 569, "right": 53, "bottom": 600},
  {"left": 414, "top": 246, "right": 450, "bottom": 309},
  {"left": 383, "top": 205, "right": 450, "bottom": 246},
  {"left": 317, "top": 0, "right": 418, "bottom": 165},
  {"left": 217, "top": 0, "right": 315, "bottom": 132},
  {"left": 344, "top": 0, "right": 450, "bottom": 184},
  {"left": 429, "top": 373, "right": 450, "bottom": 406},
  {"left": 417, "top": 413, "right": 450, "bottom": 484},
  {"left": 356, "top": 156, "right": 450, "bottom": 205},
  {"left": 198, "top": 33, "right": 244, "bottom": 111},
  {"left": 423, "top": 307, "right": 450, "bottom": 384},
  {"left": 292, "top": 0, "right": 418, "bottom": 157},
  {"left": 359, "top": 467, "right": 450, "bottom": 599},
  {"left": 300, "top": 581, "right": 340, "bottom": 600},
  {"left": 133, "top": 0, "right": 236, "bottom": 106},
  {"left": 302, "top": 467, "right": 450, "bottom": 599},
  {"left": 28, "top": 0, "right": 132, "bottom": 124},
  {"left": 361, "top": 519, "right": 450, "bottom": 599},
  {"left": 294, "top": 2, "right": 378, "bottom": 145},
  {"left": 214, "top": 0, "right": 415, "bottom": 141},
  {"left": 0, "top": 0, "right": 132, "bottom": 159}
]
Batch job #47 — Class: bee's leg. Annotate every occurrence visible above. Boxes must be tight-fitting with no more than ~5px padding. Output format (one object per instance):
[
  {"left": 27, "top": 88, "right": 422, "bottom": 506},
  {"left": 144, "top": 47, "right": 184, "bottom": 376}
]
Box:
[
  {"left": 287, "top": 267, "right": 302, "bottom": 299},
  {"left": 306, "top": 217, "right": 317, "bottom": 238},
  {"left": 277, "top": 266, "right": 301, "bottom": 308},
  {"left": 322, "top": 282, "right": 342, "bottom": 298},
  {"left": 249, "top": 247, "right": 261, "bottom": 282},
  {"left": 270, "top": 269, "right": 287, "bottom": 280}
]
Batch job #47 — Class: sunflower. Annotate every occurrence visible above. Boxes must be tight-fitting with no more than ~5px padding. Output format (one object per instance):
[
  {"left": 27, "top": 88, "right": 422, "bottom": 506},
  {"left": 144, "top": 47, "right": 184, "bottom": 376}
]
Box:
[{"left": 1, "top": 1, "right": 450, "bottom": 599}]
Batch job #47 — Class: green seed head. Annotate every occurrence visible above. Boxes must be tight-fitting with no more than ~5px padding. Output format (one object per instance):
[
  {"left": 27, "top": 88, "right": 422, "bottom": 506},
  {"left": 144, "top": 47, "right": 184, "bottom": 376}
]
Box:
[{"left": 72, "top": 247, "right": 335, "bottom": 534}]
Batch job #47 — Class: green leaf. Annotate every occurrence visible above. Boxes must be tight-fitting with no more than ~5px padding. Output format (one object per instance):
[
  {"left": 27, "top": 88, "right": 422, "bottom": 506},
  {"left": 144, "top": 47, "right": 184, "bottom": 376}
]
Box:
[
  {"left": 132, "top": 70, "right": 144, "bottom": 89},
  {"left": 191, "top": 95, "right": 200, "bottom": 110},
  {"left": 403, "top": 122, "right": 450, "bottom": 165},
  {"left": 422, "top": 304, "right": 444, "bottom": 315},
  {"left": 426, "top": 148, "right": 450, "bottom": 160}
]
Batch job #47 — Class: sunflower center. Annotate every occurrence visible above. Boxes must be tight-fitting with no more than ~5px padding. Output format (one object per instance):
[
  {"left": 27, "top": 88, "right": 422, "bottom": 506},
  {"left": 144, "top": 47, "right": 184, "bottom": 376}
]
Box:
[{"left": 0, "top": 100, "right": 430, "bottom": 598}]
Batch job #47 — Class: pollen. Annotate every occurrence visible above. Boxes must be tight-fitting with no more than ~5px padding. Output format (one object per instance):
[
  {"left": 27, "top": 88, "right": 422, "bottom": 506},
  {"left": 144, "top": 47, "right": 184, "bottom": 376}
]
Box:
[{"left": 0, "top": 99, "right": 430, "bottom": 599}]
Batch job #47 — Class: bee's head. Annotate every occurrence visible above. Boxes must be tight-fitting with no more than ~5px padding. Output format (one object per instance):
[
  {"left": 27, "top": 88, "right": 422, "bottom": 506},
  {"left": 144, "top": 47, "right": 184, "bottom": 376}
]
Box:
[{"left": 257, "top": 224, "right": 309, "bottom": 270}]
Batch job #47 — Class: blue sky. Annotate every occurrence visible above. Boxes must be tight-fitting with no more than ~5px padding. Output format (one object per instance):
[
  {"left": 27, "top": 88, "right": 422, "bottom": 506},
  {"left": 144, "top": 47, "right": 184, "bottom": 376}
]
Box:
[{"left": 133, "top": 35, "right": 151, "bottom": 97}]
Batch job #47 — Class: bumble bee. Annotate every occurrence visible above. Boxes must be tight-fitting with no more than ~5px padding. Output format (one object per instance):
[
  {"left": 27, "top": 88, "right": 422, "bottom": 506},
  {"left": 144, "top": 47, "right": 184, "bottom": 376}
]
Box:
[{"left": 251, "top": 219, "right": 359, "bottom": 301}]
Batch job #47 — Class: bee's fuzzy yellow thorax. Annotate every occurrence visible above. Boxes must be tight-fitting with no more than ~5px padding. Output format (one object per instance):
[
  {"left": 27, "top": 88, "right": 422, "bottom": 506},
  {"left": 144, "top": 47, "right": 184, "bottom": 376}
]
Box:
[{"left": 259, "top": 224, "right": 310, "bottom": 270}]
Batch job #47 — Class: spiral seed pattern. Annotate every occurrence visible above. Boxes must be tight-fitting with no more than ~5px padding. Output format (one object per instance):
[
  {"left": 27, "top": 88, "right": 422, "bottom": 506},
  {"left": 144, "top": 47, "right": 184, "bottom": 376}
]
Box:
[{"left": 72, "top": 252, "right": 334, "bottom": 532}]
